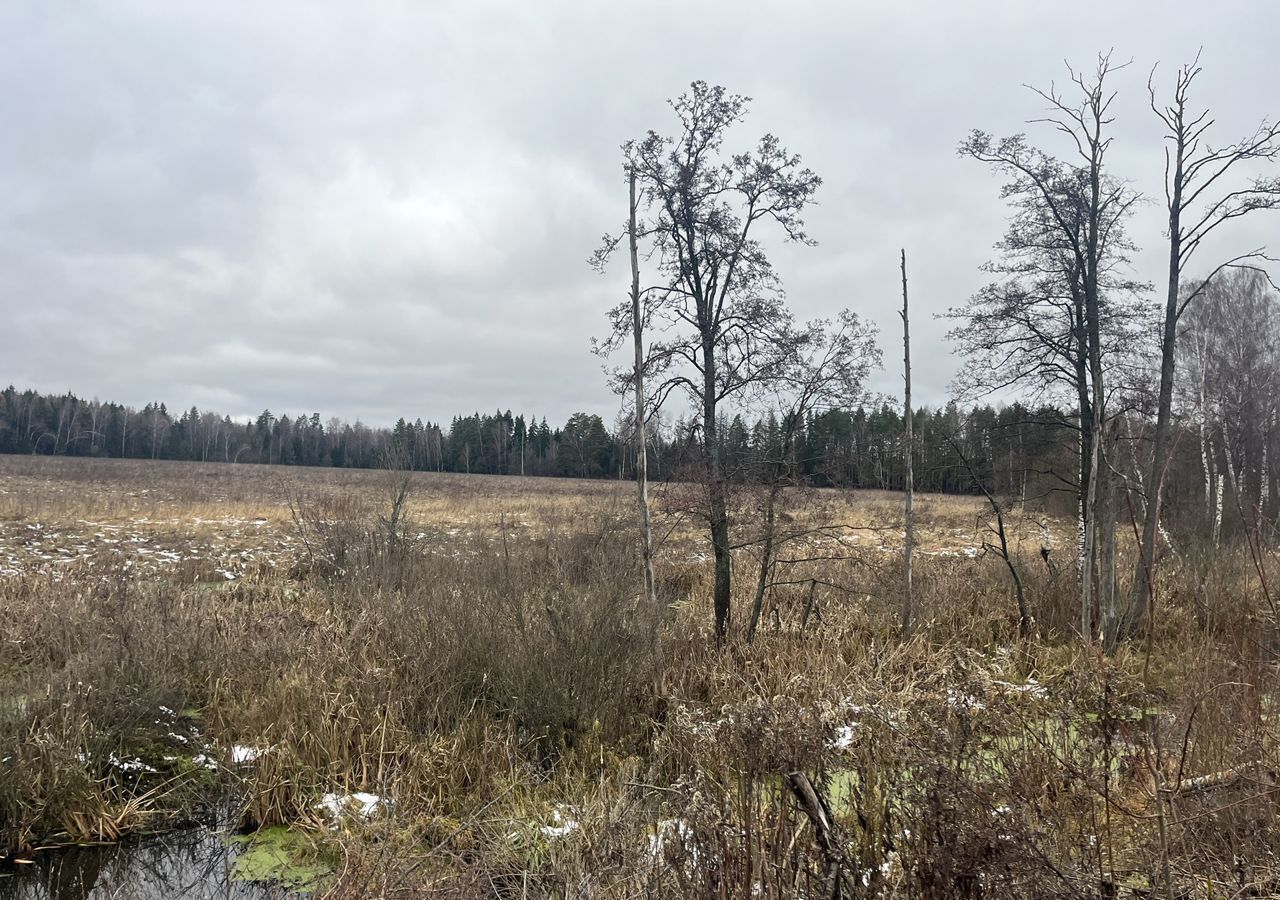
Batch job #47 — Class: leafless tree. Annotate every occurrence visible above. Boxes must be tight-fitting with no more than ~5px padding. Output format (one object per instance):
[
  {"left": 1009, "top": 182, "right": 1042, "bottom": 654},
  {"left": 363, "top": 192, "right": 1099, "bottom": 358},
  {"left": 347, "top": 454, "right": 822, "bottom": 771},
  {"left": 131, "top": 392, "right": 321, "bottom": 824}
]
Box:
[
  {"left": 743, "top": 311, "right": 880, "bottom": 641},
  {"left": 1180, "top": 269, "right": 1280, "bottom": 529},
  {"left": 1128, "top": 55, "right": 1280, "bottom": 635},
  {"left": 947, "top": 435, "right": 1032, "bottom": 637},
  {"left": 85, "top": 399, "right": 104, "bottom": 455},
  {"left": 594, "top": 81, "right": 822, "bottom": 638},
  {"left": 960, "top": 53, "right": 1137, "bottom": 643},
  {"left": 946, "top": 163, "right": 1149, "bottom": 528}
]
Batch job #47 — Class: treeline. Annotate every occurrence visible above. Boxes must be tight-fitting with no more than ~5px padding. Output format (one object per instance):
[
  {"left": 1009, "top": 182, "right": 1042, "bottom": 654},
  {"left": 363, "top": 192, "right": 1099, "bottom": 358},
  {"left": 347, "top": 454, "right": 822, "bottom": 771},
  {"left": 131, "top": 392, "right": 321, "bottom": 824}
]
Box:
[{"left": 0, "top": 385, "right": 1079, "bottom": 498}]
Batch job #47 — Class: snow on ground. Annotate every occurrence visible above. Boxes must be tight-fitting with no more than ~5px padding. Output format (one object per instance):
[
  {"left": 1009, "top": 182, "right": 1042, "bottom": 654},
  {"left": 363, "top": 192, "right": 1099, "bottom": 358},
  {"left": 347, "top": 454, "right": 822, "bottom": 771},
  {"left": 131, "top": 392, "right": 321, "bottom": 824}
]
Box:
[{"left": 316, "top": 791, "right": 391, "bottom": 821}]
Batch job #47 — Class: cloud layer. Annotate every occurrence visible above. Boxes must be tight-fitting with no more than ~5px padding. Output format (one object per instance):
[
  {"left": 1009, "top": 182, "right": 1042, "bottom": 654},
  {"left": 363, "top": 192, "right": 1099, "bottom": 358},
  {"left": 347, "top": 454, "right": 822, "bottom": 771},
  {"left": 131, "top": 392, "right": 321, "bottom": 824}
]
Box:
[{"left": 3, "top": 1, "right": 1278, "bottom": 425}]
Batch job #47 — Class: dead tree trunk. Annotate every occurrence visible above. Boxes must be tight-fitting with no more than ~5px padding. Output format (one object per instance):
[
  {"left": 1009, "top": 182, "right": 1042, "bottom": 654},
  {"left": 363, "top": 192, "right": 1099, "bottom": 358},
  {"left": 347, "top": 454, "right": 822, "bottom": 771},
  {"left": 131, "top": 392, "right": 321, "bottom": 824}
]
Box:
[
  {"left": 900, "top": 249, "right": 915, "bottom": 637},
  {"left": 950, "top": 435, "right": 1031, "bottom": 637},
  {"left": 1128, "top": 58, "right": 1280, "bottom": 635},
  {"left": 628, "top": 167, "right": 658, "bottom": 614},
  {"left": 746, "top": 479, "right": 781, "bottom": 643},
  {"left": 786, "top": 772, "right": 848, "bottom": 897}
]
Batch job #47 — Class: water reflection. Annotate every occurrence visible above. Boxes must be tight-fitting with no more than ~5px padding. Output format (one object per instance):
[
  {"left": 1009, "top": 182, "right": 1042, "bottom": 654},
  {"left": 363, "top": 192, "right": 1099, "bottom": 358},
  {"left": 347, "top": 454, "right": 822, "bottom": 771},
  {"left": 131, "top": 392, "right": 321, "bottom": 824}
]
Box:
[{"left": 0, "top": 827, "right": 294, "bottom": 900}]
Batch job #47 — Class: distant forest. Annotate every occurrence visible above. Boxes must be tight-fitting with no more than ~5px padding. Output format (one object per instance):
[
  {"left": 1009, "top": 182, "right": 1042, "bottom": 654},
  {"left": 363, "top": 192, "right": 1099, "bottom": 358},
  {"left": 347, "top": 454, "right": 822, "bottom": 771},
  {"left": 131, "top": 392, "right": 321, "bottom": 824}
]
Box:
[{"left": 0, "top": 385, "right": 1077, "bottom": 501}]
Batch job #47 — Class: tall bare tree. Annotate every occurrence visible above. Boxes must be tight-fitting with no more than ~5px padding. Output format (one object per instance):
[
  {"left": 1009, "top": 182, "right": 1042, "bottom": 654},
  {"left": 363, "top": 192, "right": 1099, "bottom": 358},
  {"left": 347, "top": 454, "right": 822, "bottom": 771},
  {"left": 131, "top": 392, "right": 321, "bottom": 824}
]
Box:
[
  {"left": 595, "top": 82, "right": 821, "bottom": 638},
  {"left": 961, "top": 54, "right": 1138, "bottom": 642},
  {"left": 1128, "top": 56, "right": 1280, "bottom": 633},
  {"left": 946, "top": 164, "right": 1149, "bottom": 532}
]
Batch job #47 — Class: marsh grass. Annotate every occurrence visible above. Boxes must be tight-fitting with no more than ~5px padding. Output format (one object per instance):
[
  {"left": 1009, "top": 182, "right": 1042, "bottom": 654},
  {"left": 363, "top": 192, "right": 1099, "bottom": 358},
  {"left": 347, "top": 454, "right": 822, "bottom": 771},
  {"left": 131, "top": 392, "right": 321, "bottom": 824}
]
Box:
[{"left": 0, "top": 456, "right": 1277, "bottom": 897}]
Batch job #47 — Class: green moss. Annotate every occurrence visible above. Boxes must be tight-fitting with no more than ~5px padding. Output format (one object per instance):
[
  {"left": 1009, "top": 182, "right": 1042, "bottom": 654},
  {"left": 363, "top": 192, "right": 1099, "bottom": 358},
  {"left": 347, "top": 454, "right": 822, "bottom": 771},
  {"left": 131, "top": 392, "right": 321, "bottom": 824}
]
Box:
[{"left": 227, "top": 826, "right": 332, "bottom": 893}]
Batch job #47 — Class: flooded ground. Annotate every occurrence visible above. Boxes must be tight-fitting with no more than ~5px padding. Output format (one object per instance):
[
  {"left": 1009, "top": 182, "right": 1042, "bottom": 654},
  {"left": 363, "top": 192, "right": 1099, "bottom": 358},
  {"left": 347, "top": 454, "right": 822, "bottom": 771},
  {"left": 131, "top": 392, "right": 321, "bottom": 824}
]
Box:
[{"left": 0, "top": 827, "right": 294, "bottom": 900}]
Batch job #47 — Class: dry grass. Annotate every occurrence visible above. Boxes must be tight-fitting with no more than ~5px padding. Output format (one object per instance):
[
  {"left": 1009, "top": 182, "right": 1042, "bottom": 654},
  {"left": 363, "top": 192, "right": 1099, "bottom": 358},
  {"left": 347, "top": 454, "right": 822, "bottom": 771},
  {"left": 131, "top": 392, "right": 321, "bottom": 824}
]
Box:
[
  {"left": 1, "top": 455, "right": 1277, "bottom": 898},
  {"left": 0, "top": 455, "right": 1036, "bottom": 580}
]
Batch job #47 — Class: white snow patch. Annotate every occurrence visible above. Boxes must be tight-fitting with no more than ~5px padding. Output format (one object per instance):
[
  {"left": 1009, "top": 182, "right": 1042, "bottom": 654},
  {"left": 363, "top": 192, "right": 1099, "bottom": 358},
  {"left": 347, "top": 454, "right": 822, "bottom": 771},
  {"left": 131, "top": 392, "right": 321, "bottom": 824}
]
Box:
[
  {"left": 992, "top": 678, "right": 1048, "bottom": 699},
  {"left": 192, "top": 753, "right": 219, "bottom": 771},
  {"left": 108, "top": 753, "right": 157, "bottom": 774},
  {"left": 946, "top": 688, "right": 986, "bottom": 711},
  {"left": 231, "top": 745, "right": 265, "bottom": 764},
  {"left": 831, "top": 724, "right": 858, "bottom": 751},
  {"left": 540, "top": 805, "right": 579, "bottom": 839},
  {"left": 317, "top": 791, "right": 390, "bottom": 821},
  {"left": 648, "top": 818, "right": 696, "bottom": 864}
]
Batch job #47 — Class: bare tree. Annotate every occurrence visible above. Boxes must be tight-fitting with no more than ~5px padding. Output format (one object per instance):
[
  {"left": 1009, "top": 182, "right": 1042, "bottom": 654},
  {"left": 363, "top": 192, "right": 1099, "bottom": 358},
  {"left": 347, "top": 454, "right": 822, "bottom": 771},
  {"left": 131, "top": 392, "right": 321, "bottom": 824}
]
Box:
[
  {"left": 595, "top": 81, "right": 821, "bottom": 638},
  {"left": 961, "top": 53, "right": 1137, "bottom": 643},
  {"left": 1128, "top": 56, "right": 1280, "bottom": 634},
  {"left": 948, "top": 435, "right": 1032, "bottom": 637},
  {"left": 743, "top": 312, "right": 880, "bottom": 641},
  {"left": 1180, "top": 269, "right": 1280, "bottom": 531},
  {"left": 946, "top": 164, "right": 1149, "bottom": 531}
]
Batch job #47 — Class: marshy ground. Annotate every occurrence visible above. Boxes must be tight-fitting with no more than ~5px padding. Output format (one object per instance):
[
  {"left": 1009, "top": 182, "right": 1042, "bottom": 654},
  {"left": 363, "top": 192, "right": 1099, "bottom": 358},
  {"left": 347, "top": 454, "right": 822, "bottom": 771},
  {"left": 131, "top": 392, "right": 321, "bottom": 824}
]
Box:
[{"left": 0, "top": 456, "right": 1276, "bottom": 898}]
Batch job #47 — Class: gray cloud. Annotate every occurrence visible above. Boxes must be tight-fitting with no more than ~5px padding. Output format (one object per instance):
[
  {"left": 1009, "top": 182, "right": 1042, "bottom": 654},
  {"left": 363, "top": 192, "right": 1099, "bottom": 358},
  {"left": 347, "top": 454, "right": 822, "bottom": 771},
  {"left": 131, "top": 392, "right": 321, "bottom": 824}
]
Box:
[{"left": 3, "top": 0, "right": 1278, "bottom": 426}]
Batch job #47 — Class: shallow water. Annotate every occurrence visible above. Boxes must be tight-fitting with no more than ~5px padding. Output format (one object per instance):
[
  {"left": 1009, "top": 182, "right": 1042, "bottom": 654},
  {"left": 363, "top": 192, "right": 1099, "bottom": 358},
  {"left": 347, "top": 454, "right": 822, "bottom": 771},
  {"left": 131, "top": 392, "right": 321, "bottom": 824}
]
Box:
[{"left": 0, "top": 827, "right": 294, "bottom": 900}]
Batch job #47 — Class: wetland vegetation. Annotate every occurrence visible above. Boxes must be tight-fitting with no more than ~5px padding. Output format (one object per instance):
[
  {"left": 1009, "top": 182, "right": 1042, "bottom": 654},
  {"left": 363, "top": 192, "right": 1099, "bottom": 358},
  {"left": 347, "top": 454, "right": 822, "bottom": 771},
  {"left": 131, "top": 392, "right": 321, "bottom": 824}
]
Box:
[{"left": 0, "top": 457, "right": 1276, "bottom": 897}]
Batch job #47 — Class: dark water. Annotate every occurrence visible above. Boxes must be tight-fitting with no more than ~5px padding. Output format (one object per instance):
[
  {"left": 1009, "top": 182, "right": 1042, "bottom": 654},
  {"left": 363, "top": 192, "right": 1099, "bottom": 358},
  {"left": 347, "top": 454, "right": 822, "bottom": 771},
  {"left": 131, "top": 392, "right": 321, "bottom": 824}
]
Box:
[{"left": 0, "top": 828, "right": 294, "bottom": 900}]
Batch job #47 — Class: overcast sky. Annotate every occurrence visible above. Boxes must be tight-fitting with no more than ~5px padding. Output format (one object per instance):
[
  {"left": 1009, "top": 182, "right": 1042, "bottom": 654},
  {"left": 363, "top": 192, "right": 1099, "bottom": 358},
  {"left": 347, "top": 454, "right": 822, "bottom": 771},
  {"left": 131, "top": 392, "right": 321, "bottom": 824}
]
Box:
[{"left": 3, "top": 1, "right": 1278, "bottom": 427}]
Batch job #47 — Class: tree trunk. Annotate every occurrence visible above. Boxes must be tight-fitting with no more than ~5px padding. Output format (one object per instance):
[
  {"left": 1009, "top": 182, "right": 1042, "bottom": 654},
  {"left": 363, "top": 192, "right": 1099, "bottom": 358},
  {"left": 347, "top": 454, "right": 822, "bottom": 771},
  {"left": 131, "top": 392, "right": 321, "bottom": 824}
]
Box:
[
  {"left": 1078, "top": 128, "right": 1112, "bottom": 645},
  {"left": 900, "top": 250, "right": 915, "bottom": 636},
  {"left": 1130, "top": 138, "right": 1185, "bottom": 635},
  {"left": 1074, "top": 281, "right": 1093, "bottom": 578},
  {"left": 703, "top": 336, "right": 731, "bottom": 638},
  {"left": 628, "top": 167, "right": 658, "bottom": 615},
  {"left": 1098, "top": 419, "right": 1120, "bottom": 649},
  {"left": 746, "top": 481, "right": 780, "bottom": 643},
  {"left": 1198, "top": 333, "right": 1214, "bottom": 523}
]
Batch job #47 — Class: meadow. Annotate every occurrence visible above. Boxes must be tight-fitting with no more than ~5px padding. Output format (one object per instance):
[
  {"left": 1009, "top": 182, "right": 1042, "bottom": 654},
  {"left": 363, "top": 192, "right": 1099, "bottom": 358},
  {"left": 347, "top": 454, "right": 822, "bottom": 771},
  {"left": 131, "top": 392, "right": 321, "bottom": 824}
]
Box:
[{"left": 0, "top": 456, "right": 1276, "bottom": 898}]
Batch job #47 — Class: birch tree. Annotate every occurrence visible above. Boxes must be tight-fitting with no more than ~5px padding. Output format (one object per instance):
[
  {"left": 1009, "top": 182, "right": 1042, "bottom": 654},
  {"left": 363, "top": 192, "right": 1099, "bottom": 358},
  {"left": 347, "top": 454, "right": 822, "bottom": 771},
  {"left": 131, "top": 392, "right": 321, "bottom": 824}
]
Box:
[{"left": 1180, "top": 269, "right": 1280, "bottom": 533}]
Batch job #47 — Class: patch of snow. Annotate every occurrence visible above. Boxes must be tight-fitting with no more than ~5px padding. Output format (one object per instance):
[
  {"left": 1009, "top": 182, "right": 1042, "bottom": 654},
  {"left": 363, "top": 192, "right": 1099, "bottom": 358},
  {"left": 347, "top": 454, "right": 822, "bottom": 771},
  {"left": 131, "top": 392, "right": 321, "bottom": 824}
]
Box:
[
  {"left": 946, "top": 688, "right": 986, "bottom": 712},
  {"left": 317, "top": 791, "right": 389, "bottom": 821},
  {"left": 540, "top": 805, "right": 579, "bottom": 839},
  {"left": 108, "top": 753, "right": 158, "bottom": 774},
  {"left": 231, "top": 745, "right": 264, "bottom": 764},
  {"left": 831, "top": 724, "right": 858, "bottom": 751}
]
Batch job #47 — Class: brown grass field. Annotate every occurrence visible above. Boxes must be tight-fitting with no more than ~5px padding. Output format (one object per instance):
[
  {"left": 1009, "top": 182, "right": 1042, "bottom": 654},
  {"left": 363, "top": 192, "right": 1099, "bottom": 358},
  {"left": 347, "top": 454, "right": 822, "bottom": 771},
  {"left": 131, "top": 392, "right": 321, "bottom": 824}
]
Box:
[
  {"left": 1, "top": 455, "right": 1277, "bottom": 898},
  {"left": 0, "top": 455, "right": 1020, "bottom": 579}
]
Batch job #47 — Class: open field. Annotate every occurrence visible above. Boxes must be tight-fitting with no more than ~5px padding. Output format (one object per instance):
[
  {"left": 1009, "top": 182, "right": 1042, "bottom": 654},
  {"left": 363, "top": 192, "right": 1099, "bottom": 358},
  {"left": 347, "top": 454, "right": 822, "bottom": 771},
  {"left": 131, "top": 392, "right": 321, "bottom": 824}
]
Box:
[
  {"left": 1, "top": 456, "right": 1278, "bottom": 898},
  {"left": 0, "top": 456, "right": 1011, "bottom": 579}
]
